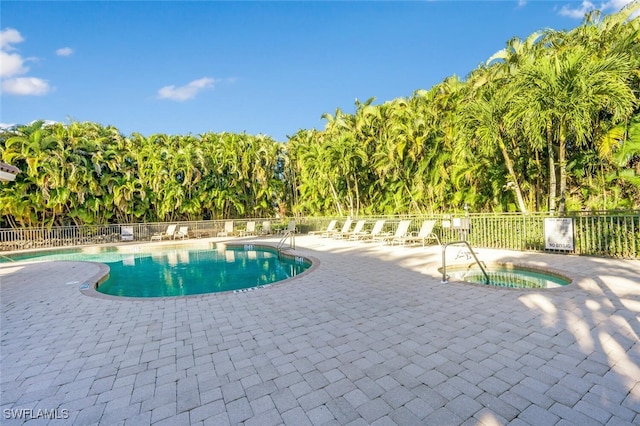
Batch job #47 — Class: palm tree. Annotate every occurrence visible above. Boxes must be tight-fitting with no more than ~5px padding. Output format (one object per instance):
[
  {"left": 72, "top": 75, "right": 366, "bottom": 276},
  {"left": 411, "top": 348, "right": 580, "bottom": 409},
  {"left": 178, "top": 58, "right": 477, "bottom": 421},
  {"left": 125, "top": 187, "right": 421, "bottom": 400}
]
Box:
[
  {"left": 2, "top": 121, "right": 59, "bottom": 226},
  {"left": 462, "top": 85, "right": 529, "bottom": 213},
  {"left": 510, "top": 46, "right": 635, "bottom": 213}
]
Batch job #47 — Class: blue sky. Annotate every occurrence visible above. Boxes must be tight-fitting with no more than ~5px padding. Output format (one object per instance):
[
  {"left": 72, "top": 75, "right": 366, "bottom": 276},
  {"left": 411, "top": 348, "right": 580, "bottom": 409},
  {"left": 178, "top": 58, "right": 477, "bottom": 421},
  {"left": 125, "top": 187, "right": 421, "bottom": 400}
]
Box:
[{"left": 0, "top": 1, "right": 633, "bottom": 142}]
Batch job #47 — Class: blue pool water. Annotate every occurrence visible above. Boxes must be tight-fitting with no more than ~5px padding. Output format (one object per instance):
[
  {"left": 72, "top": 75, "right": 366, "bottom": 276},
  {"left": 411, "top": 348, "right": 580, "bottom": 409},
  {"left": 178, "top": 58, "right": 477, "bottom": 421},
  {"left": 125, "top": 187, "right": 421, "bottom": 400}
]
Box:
[
  {"left": 446, "top": 265, "right": 570, "bottom": 289},
  {"left": 2, "top": 244, "right": 311, "bottom": 297}
]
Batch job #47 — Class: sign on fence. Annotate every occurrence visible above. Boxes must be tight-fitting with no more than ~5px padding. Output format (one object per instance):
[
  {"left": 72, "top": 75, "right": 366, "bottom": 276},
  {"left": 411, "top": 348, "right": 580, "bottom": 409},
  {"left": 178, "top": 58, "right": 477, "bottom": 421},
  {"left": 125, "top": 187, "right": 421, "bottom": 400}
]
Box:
[
  {"left": 544, "top": 218, "right": 574, "bottom": 251},
  {"left": 121, "top": 226, "right": 134, "bottom": 241}
]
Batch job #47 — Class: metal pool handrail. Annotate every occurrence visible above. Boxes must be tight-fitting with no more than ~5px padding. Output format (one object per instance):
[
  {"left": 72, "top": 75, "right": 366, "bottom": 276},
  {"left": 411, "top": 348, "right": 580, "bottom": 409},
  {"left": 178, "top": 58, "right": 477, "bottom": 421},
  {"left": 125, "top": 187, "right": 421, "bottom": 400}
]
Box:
[
  {"left": 277, "top": 230, "right": 295, "bottom": 253},
  {"left": 441, "top": 240, "right": 490, "bottom": 285}
]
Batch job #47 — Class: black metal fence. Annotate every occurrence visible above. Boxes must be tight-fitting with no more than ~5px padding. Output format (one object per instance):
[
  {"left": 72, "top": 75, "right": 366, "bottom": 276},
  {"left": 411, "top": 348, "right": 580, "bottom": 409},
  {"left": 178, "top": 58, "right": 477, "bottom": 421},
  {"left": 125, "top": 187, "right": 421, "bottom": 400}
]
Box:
[
  {"left": 297, "top": 211, "right": 640, "bottom": 259},
  {"left": 0, "top": 219, "right": 275, "bottom": 252},
  {"left": 1, "top": 211, "right": 638, "bottom": 259},
  {"left": 437, "top": 211, "right": 639, "bottom": 258}
]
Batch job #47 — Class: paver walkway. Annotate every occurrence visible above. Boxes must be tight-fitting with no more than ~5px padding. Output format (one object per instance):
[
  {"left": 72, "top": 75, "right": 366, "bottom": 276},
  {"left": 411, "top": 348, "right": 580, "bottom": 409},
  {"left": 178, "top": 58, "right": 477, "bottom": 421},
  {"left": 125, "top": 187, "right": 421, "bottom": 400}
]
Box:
[{"left": 1, "top": 236, "right": 639, "bottom": 425}]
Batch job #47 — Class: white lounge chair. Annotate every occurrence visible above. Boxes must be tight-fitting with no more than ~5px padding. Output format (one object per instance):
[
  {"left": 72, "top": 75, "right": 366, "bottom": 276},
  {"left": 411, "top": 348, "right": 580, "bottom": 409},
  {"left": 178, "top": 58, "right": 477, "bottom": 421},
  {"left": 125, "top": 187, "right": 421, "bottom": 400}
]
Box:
[
  {"left": 309, "top": 220, "right": 337, "bottom": 236},
  {"left": 283, "top": 220, "right": 296, "bottom": 234},
  {"left": 260, "top": 220, "right": 272, "bottom": 235},
  {"left": 325, "top": 218, "right": 352, "bottom": 238},
  {"left": 334, "top": 219, "right": 366, "bottom": 240},
  {"left": 173, "top": 226, "right": 189, "bottom": 240},
  {"left": 151, "top": 224, "right": 177, "bottom": 241},
  {"left": 380, "top": 220, "right": 412, "bottom": 245},
  {"left": 239, "top": 221, "right": 256, "bottom": 237},
  {"left": 350, "top": 219, "right": 387, "bottom": 241},
  {"left": 217, "top": 221, "right": 234, "bottom": 237},
  {"left": 400, "top": 220, "right": 441, "bottom": 247}
]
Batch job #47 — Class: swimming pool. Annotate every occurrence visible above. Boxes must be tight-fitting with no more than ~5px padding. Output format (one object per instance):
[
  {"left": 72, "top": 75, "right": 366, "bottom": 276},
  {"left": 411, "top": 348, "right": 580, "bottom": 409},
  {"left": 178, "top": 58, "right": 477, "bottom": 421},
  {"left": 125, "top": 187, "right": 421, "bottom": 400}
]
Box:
[
  {"left": 443, "top": 264, "right": 571, "bottom": 289},
  {"left": 2, "top": 243, "right": 312, "bottom": 297}
]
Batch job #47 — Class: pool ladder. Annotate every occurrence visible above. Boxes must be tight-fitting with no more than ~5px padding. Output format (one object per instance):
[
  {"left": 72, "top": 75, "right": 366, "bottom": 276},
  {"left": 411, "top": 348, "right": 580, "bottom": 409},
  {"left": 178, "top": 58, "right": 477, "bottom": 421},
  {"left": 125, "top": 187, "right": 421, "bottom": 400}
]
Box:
[
  {"left": 277, "top": 230, "right": 295, "bottom": 258},
  {"left": 441, "top": 240, "right": 490, "bottom": 285}
]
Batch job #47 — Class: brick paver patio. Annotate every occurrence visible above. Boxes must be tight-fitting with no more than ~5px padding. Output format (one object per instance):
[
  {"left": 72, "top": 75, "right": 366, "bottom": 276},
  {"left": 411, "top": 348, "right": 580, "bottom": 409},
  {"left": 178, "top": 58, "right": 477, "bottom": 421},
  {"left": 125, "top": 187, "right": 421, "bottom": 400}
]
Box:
[{"left": 1, "top": 236, "right": 639, "bottom": 425}]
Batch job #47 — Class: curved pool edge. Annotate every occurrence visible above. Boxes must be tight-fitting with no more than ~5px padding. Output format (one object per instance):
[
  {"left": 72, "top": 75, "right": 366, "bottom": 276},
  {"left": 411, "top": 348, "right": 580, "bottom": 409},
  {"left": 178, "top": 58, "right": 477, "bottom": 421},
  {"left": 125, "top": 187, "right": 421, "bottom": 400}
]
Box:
[
  {"left": 78, "top": 261, "right": 112, "bottom": 297},
  {"left": 81, "top": 242, "right": 319, "bottom": 301},
  {"left": 0, "top": 258, "right": 113, "bottom": 300},
  {"left": 439, "top": 261, "right": 574, "bottom": 290}
]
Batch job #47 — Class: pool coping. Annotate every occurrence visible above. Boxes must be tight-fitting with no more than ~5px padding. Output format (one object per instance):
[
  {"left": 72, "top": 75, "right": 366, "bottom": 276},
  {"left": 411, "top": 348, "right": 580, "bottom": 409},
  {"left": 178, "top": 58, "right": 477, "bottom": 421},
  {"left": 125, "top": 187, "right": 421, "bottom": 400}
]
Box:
[
  {"left": 438, "top": 260, "right": 574, "bottom": 291},
  {"left": 75, "top": 242, "right": 320, "bottom": 301}
]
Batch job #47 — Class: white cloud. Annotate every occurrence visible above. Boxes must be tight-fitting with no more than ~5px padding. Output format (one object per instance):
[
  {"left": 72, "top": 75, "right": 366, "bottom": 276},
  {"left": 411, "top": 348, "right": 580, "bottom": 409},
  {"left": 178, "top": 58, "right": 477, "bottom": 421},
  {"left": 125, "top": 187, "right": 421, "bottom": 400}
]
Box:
[
  {"left": 558, "top": 0, "right": 635, "bottom": 19},
  {"left": 0, "top": 28, "right": 28, "bottom": 78},
  {"left": 0, "top": 50, "right": 28, "bottom": 78},
  {"left": 1, "top": 77, "right": 50, "bottom": 96},
  {"left": 559, "top": 1, "right": 597, "bottom": 18},
  {"left": 607, "top": 0, "right": 636, "bottom": 10},
  {"left": 157, "top": 77, "right": 216, "bottom": 101},
  {"left": 0, "top": 28, "right": 23, "bottom": 50},
  {"left": 56, "top": 47, "right": 73, "bottom": 57},
  {"left": 0, "top": 28, "right": 51, "bottom": 96}
]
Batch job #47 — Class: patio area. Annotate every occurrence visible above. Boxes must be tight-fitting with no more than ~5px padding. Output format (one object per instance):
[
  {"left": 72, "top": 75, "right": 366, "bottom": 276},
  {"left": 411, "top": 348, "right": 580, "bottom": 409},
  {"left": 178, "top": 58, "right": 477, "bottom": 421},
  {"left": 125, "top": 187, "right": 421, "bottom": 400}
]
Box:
[{"left": 1, "top": 235, "right": 639, "bottom": 425}]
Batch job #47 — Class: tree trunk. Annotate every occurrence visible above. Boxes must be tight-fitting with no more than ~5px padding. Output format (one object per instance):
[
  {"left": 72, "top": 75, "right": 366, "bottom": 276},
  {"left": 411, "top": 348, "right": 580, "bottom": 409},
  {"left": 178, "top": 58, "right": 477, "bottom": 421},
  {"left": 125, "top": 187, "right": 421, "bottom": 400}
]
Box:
[
  {"left": 558, "top": 132, "right": 567, "bottom": 214},
  {"left": 327, "top": 179, "right": 343, "bottom": 216},
  {"left": 345, "top": 180, "right": 354, "bottom": 217},
  {"left": 535, "top": 150, "right": 542, "bottom": 211},
  {"left": 354, "top": 176, "right": 360, "bottom": 217},
  {"left": 547, "top": 122, "right": 557, "bottom": 213},
  {"left": 498, "top": 138, "right": 527, "bottom": 213},
  {"left": 600, "top": 164, "right": 607, "bottom": 209}
]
